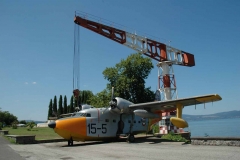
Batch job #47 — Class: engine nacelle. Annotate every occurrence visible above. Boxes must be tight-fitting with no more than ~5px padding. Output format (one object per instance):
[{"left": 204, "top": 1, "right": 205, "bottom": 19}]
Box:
[
  {"left": 110, "top": 97, "right": 133, "bottom": 114},
  {"left": 82, "top": 104, "right": 94, "bottom": 110}
]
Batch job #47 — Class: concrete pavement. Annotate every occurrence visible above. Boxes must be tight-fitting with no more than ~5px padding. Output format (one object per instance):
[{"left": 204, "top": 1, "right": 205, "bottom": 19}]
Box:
[
  {"left": 6, "top": 136, "right": 240, "bottom": 160},
  {"left": 0, "top": 136, "right": 25, "bottom": 160}
]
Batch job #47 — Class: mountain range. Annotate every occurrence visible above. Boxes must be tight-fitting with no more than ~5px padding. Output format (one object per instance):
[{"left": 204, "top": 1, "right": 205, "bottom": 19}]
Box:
[
  {"left": 183, "top": 110, "right": 240, "bottom": 121},
  {"left": 22, "top": 110, "right": 240, "bottom": 123}
]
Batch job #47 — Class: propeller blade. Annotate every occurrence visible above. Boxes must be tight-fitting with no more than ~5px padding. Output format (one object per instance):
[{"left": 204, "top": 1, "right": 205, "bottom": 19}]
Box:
[{"left": 111, "top": 87, "right": 114, "bottom": 100}]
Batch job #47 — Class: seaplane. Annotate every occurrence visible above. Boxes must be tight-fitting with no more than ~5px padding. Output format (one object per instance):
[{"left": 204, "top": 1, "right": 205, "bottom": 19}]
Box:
[
  {"left": 48, "top": 13, "right": 222, "bottom": 145},
  {"left": 48, "top": 88, "right": 222, "bottom": 146}
]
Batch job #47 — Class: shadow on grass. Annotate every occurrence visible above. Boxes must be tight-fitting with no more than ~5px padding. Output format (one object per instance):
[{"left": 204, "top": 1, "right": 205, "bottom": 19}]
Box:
[{"left": 27, "top": 129, "right": 38, "bottom": 131}]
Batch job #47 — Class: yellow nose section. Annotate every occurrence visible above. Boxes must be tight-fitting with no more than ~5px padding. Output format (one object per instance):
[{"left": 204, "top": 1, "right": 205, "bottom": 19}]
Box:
[{"left": 54, "top": 117, "right": 86, "bottom": 140}]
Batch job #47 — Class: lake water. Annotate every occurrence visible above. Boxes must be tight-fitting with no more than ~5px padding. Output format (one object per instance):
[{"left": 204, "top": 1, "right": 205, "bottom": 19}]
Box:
[{"left": 185, "top": 118, "right": 240, "bottom": 137}]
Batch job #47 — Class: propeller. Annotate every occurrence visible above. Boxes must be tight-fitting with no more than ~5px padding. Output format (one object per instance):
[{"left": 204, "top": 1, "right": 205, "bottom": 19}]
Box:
[
  {"left": 102, "top": 87, "right": 121, "bottom": 114},
  {"left": 109, "top": 87, "right": 117, "bottom": 109}
]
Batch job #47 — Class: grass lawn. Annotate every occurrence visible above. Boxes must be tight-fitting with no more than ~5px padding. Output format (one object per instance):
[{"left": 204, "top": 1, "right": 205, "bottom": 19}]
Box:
[{"left": 3, "top": 127, "right": 62, "bottom": 140}]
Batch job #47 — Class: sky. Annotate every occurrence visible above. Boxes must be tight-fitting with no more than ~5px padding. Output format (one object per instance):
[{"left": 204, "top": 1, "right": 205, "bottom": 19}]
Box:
[{"left": 0, "top": 0, "right": 239, "bottom": 121}]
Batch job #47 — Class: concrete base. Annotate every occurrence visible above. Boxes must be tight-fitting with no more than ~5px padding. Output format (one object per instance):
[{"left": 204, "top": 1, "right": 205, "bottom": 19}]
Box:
[
  {"left": 6, "top": 135, "right": 36, "bottom": 144},
  {"left": 0, "top": 130, "right": 9, "bottom": 135}
]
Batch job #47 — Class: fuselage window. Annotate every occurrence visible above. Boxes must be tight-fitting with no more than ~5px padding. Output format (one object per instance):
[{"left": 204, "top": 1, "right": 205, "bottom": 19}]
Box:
[
  {"left": 128, "top": 120, "right": 131, "bottom": 123},
  {"left": 73, "top": 113, "right": 91, "bottom": 117},
  {"left": 105, "top": 119, "right": 109, "bottom": 122},
  {"left": 113, "top": 119, "right": 116, "bottom": 123},
  {"left": 134, "top": 120, "right": 136, "bottom": 123},
  {"left": 138, "top": 121, "right": 141, "bottom": 123}
]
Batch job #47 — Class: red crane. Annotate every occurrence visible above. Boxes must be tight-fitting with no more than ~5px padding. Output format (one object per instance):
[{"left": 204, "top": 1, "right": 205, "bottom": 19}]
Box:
[{"left": 73, "top": 12, "right": 195, "bottom": 101}]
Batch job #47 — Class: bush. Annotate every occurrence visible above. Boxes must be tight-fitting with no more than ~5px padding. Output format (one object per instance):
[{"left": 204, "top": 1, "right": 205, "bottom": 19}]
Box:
[
  {"left": 161, "top": 132, "right": 189, "bottom": 142},
  {"left": 26, "top": 121, "right": 36, "bottom": 131},
  {"left": 151, "top": 124, "right": 159, "bottom": 134},
  {"left": 11, "top": 121, "right": 18, "bottom": 129},
  {"left": 0, "top": 122, "right": 2, "bottom": 130}
]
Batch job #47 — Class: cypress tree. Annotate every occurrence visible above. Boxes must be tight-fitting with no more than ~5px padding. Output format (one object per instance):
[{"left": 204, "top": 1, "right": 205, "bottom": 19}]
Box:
[
  {"left": 47, "top": 99, "right": 53, "bottom": 119},
  {"left": 67, "top": 105, "right": 71, "bottom": 113},
  {"left": 53, "top": 96, "right": 58, "bottom": 116},
  {"left": 58, "top": 95, "right": 63, "bottom": 115},
  {"left": 70, "top": 95, "right": 74, "bottom": 113},
  {"left": 63, "top": 95, "right": 68, "bottom": 114}
]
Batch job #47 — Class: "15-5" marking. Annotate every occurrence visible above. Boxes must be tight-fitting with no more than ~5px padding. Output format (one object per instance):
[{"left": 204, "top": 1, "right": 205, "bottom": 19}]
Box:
[{"left": 87, "top": 123, "right": 107, "bottom": 134}]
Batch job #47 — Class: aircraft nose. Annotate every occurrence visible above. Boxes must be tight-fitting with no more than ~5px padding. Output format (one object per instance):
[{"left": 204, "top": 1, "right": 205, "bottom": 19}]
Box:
[{"left": 48, "top": 121, "right": 56, "bottom": 129}]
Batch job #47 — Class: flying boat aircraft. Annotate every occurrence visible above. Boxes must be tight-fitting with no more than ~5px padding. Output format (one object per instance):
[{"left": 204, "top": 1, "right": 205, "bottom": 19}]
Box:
[
  {"left": 48, "top": 88, "right": 222, "bottom": 146},
  {"left": 48, "top": 13, "right": 222, "bottom": 145}
]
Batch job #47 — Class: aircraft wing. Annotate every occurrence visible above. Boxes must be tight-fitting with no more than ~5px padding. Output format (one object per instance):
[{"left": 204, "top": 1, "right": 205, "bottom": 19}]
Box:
[{"left": 129, "top": 94, "right": 222, "bottom": 112}]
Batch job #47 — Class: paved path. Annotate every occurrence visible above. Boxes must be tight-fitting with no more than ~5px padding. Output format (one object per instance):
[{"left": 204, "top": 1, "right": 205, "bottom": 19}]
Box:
[
  {"left": 7, "top": 137, "right": 240, "bottom": 160},
  {"left": 0, "top": 136, "right": 25, "bottom": 160}
]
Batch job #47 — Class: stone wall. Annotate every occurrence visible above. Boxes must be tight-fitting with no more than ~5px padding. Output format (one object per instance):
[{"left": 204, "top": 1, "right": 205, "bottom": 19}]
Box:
[{"left": 191, "top": 137, "right": 240, "bottom": 147}]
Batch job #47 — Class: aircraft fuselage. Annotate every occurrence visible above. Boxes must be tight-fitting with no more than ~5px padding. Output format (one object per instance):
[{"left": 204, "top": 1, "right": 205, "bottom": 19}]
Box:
[{"left": 51, "top": 106, "right": 148, "bottom": 142}]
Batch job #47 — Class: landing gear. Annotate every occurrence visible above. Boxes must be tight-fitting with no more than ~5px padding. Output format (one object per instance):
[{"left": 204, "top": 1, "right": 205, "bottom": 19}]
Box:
[
  {"left": 117, "top": 114, "right": 124, "bottom": 134},
  {"left": 68, "top": 138, "right": 73, "bottom": 146},
  {"left": 126, "top": 113, "right": 135, "bottom": 143},
  {"left": 127, "top": 134, "right": 135, "bottom": 143}
]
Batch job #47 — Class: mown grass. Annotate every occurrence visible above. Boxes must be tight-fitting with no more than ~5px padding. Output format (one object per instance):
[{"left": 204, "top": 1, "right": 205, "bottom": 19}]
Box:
[{"left": 3, "top": 127, "right": 62, "bottom": 140}]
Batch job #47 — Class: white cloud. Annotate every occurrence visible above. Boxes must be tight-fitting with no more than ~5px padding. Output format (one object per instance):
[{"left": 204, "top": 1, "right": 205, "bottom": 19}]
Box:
[{"left": 32, "top": 82, "right": 37, "bottom": 84}]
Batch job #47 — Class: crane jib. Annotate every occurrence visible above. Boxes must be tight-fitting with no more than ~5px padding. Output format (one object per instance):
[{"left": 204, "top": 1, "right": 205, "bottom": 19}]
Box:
[{"left": 74, "top": 16, "right": 195, "bottom": 67}]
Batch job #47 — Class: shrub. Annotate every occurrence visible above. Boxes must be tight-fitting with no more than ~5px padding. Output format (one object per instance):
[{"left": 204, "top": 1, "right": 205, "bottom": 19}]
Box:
[
  {"left": 11, "top": 121, "right": 18, "bottom": 129},
  {"left": 161, "top": 132, "right": 189, "bottom": 142},
  {"left": 152, "top": 124, "right": 159, "bottom": 134},
  {"left": 26, "top": 121, "right": 36, "bottom": 131}
]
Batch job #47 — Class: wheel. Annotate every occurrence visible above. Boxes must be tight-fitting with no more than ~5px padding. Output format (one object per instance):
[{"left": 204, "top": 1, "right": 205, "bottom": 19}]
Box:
[
  {"left": 127, "top": 134, "right": 135, "bottom": 143},
  {"left": 115, "top": 135, "right": 121, "bottom": 142},
  {"left": 68, "top": 139, "right": 73, "bottom": 146}
]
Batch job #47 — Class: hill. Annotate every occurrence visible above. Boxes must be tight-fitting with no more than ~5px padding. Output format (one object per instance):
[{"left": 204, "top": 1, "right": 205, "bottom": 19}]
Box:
[
  {"left": 21, "top": 111, "right": 240, "bottom": 123},
  {"left": 183, "top": 110, "right": 240, "bottom": 121}
]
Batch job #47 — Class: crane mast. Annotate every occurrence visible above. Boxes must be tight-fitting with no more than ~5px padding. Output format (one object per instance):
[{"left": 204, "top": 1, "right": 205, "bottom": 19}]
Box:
[{"left": 74, "top": 14, "right": 195, "bottom": 101}]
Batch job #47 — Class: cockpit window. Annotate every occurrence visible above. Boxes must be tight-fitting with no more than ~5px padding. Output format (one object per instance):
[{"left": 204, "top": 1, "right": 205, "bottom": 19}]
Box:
[{"left": 73, "top": 113, "right": 91, "bottom": 117}]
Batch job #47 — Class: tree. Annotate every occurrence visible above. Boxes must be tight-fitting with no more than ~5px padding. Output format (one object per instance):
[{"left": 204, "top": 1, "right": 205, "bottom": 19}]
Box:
[
  {"left": 70, "top": 96, "right": 74, "bottom": 113},
  {"left": 0, "top": 108, "right": 18, "bottom": 126},
  {"left": 58, "top": 95, "right": 63, "bottom": 115},
  {"left": 53, "top": 96, "right": 57, "bottom": 116},
  {"left": 19, "top": 120, "right": 27, "bottom": 124},
  {"left": 80, "top": 90, "right": 94, "bottom": 104},
  {"left": 89, "top": 89, "right": 111, "bottom": 108},
  {"left": 103, "top": 53, "right": 155, "bottom": 103},
  {"left": 67, "top": 105, "right": 71, "bottom": 113},
  {"left": 63, "top": 95, "right": 68, "bottom": 114},
  {"left": 48, "top": 99, "right": 53, "bottom": 118}
]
